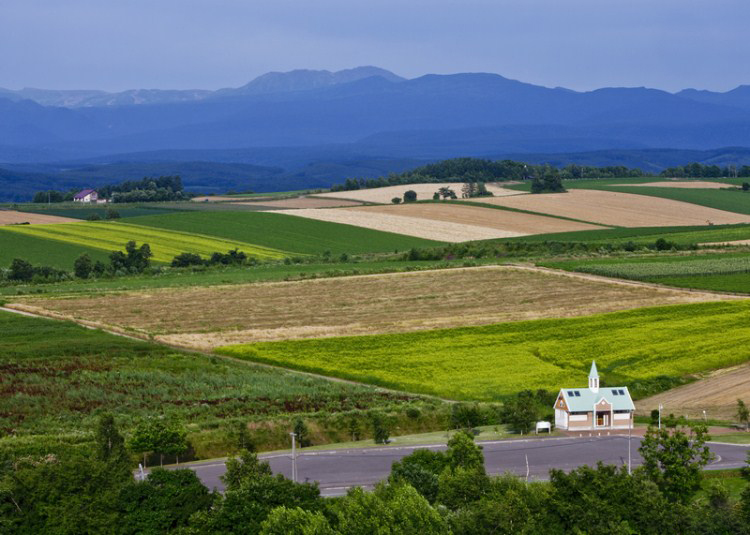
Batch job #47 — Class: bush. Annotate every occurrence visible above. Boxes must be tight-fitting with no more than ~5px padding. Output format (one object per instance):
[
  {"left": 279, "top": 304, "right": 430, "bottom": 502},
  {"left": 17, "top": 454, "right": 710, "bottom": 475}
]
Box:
[
  {"left": 403, "top": 190, "right": 417, "bottom": 202},
  {"left": 87, "top": 213, "right": 102, "bottom": 221},
  {"left": 171, "top": 252, "right": 205, "bottom": 268},
  {"left": 391, "top": 197, "right": 402, "bottom": 204},
  {"left": 9, "top": 258, "right": 34, "bottom": 281},
  {"left": 74, "top": 254, "right": 93, "bottom": 279},
  {"left": 371, "top": 413, "right": 390, "bottom": 444}
]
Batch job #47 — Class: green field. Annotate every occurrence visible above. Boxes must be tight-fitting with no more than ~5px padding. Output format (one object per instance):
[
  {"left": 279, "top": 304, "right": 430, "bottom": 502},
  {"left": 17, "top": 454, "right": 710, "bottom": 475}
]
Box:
[
  {"left": 0, "top": 231, "right": 111, "bottom": 270},
  {"left": 127, "top": 211, "right": 445, "bottom": 255},
  {"left": 217, "top": 301, "right": 750, "bottom": 401},
  {"left": 0, "top": 220, "right": 288, "bottom": 263},
  {"left": 15, "top": 203, "right": 187, "bottom": 219},
  {"left": 498, "top": 223, "right": 750, "bottom": 246},
  {"left": 541, "top": 253, "right": 750, "bottom": 293},
  {"left": 0, "top": 310, "right": 441, "bottom": 458}
]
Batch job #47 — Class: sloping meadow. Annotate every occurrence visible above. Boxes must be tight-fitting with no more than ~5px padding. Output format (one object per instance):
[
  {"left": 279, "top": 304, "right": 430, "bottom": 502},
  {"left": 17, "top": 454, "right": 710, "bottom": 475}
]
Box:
[{"left": 216, "top": 300, "right": 750, "bottom": 401}]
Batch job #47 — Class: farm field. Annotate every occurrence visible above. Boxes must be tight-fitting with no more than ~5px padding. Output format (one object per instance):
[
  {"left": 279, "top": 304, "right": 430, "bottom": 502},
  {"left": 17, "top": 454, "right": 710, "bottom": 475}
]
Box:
[
  {"left": 238, "top": 196, "right": 362, "bottom": 209},
  {"left": 216, "top": 300, "right": 750, "bottom": 401},
  {"left": 0, "top": 309, "right": 436, "bottom": 458},
  {"left": 498, "top": 223, "right": 750, "bottom": 245},
  {"left": 128, "top": 210, "right": 440, "bottom": 255},
  {"left": 14, "top": 203, "right": 188, "bottom": 219},
  {"left": 0, "top": 230, "right": 111, "bottom": 270},
  {"left": 541, "top": 253, "right": 750, "bottom": 293},
  {"left": 351, "top": 203, "right": 604, "bottom": 235},
  {"left": 8, "top": 266, "right": 736, "bottom": 349},
  {"left": 615, "top": 181, "right": 734, "bottom": 189},
  {"left": 638, "top": 362, "right": 750, "bottom": 419},
  {"left": 0, "top": 220, "right": 288, "bottom": 263},
  {"left": 469, "top": 189, "right": 750, "bottom": 227},
  {"left": 315, "top": 182, "right": 522, "bottom": 204},
  {"left": 0, "top": 210, "right": 78, "bottom": 225},
  {"left": 275, "top": 207, "right": 526, "bottom": 241}
]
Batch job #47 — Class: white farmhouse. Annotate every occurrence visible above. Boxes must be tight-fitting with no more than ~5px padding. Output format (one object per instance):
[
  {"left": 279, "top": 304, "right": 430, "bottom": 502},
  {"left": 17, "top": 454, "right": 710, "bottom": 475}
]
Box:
[{"left": 553, "top": 362, "right": 635, "bottom": 431}]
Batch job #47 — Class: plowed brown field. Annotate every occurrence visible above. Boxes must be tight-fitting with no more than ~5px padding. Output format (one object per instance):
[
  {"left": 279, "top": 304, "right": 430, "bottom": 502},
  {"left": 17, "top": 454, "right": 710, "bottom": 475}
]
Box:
[
  {"left": 353, "top": 203, "right": 603, "bottom": 235},
  {"left": 470, "top": 189, "right": 750, "bottom": 227},
  {"left": 0, "top": 210, "right": 78, "bottom": 225},
  {"left": 11, "top": 265, "right": 737, "bottom": 350},
  {"left": 637, "top": 363, "right": 750, "bottom": 419}
]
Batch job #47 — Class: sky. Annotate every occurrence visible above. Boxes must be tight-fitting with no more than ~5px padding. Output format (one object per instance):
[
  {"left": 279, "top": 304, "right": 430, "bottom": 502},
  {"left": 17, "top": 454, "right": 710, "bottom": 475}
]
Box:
[{"left": 0, "top": 0, "right": 747, "bottom": 93}]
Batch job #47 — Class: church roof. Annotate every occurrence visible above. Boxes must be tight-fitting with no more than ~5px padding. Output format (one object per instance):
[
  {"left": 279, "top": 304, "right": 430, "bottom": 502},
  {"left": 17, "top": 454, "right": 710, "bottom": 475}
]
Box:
[{"left": 560, "top": 386, "right": 635, "bottom": 412}]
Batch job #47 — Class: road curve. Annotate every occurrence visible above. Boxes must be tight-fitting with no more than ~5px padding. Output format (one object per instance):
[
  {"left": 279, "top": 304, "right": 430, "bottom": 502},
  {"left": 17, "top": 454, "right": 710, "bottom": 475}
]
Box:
[{"left": 166, "top": 435, "right": 749, "bottom": 497}]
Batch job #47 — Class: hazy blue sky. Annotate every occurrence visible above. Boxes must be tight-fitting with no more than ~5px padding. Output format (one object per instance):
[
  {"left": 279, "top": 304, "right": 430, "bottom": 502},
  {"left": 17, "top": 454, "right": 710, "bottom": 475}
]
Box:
[{"left": 1, "top": 0, "right": 746, "bottom": 92}]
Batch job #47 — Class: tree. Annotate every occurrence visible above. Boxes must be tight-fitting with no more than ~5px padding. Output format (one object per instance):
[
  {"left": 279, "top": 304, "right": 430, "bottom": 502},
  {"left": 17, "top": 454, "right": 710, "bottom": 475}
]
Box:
[
  {"left": 8, "top": 258, "right": 34, "bottom": 281},
  {"left": 450, "top": 403, "right": 484, "bottom": 430},
  {"left": 73, "top": 253, "right": 93, "bottom": 279},
  {"left": 737, "top": 399, "right": 749, "bottom": 430},
  {"left": 347, "top": 417, "right": 362, "bottom": 442},
  {"left": 104, "top": 208, "right": 120, "bottom": 220},
  {"left": 222, "top": 451, "right": 273, "bottom": 490},
  {"left": 334, "top": 484, "right": 449, "bottom": 535},
  {"left": 638, "top": 424, "right": 714, "bottom": 503},
  {"left": 391, "top": 197, "right": 402, "bottom": 204},
  {"left": 371, "top": 413, "right": 390, "bottom": 444},
  {"left": 446, "top": 431, "right": 485, "bottom": 473},
  {"left": 403, "top": 190, "right": 417, "bottom": 202},
  {"left": 171, "top": 252, "right": 204, "bottom": 268},
  {"left": 128, "top": 420, "right": 160, "bottom": 467},
  {"left": 437, "top": 187, "right": 457, "bottom": 200},
  {"left": 294, "top": 418, "right": 312, "bottom": 448},
  {"left": 260, "top": 507, "right": 335, "bottom": 535},
  {"left": 390, "top": 449, "right": 448, "bottom": 503},
  {"left": 233, "top": 422, "right": 257, "bottom": 453},
  {"left": 94, "top": 413, "right": 127, "bottom": 464},
  {"left": 117, "top": 468, "right": 213, "bottom": 534},
  {"left": 501, "top": 390, "right": 542, "bottom": 434}
]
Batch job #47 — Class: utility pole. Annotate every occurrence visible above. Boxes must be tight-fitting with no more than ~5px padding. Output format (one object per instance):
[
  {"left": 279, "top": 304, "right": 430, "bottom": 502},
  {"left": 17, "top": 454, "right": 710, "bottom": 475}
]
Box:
[
  {"left": 628, "top": 413, "right": 632, "bottom": 475},
  {"left": 658, "top": 404, "right": 662, "bottom": 430},
  {"left": 289, "top": 432, "right": 297, "bottom": 483}
]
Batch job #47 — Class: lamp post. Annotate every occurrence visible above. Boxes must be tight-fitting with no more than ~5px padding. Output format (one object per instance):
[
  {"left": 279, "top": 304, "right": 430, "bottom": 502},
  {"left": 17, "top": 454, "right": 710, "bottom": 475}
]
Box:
[
  {"left": 289, "top": 432, "right": 297, "bottom": 483},
  {"left": 658, "top": 404, "right": 663, "bottom": 430},
  {"left": 628, "top": 411, "right": 632, "bottom": 475}
]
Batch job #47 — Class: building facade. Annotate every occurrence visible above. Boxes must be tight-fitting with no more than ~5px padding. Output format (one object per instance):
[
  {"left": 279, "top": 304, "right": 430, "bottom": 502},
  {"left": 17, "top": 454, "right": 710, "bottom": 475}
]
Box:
[
  {"left": 73, "top": 189, "right": 98, "bottom": 203},
  {"left": 553, "top": 362, "right": 635, "bottom": 431}
]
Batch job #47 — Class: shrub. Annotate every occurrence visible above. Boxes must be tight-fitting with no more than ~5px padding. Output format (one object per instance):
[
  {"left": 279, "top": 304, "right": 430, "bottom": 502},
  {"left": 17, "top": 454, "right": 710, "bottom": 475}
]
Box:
[
  {"left": 403, "top": 190, "right": 417, "bottom": 202},
  {"left": 391, "top": 197, "right": 402, "bottom": 204},
  {"left": 171, "top": 252, "right": 205, "bottom": 268},
  {"left": 74, "top": 254, "right": 93, "bottom": 279}
]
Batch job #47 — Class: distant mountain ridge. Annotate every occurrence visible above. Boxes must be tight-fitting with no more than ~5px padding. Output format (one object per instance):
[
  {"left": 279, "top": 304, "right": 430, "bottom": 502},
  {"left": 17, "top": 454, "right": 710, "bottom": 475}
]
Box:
[{"left": 3, "top": 66, "right": 750, "bottom": 200}]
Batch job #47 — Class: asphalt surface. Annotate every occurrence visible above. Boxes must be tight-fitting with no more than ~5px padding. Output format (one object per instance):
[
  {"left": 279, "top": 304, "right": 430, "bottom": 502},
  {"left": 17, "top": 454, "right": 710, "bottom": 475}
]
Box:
[{"left": 168, "top": 435, "right": 750, "bottom": 497}]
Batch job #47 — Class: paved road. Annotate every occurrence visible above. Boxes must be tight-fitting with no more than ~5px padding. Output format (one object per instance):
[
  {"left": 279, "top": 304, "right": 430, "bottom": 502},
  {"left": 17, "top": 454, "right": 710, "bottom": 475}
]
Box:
[{"left": 169, "top": 435, "right": 750, "bottom": 497}]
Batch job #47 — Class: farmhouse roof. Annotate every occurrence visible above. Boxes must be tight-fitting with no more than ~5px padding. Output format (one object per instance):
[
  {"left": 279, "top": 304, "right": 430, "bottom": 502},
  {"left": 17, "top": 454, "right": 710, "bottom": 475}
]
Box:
[
  {"left": 561, "top": 387, "right": 635, "bottom": 412},
  {"left": 74, "top": 189, "right": 96, "bottom": 199}
]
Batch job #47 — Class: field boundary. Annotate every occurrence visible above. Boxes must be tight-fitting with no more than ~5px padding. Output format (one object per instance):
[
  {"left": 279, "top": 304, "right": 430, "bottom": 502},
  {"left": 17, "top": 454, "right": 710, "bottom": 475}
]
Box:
[{"left": 0, "top": 305, "right": 454, "bottom": 403}]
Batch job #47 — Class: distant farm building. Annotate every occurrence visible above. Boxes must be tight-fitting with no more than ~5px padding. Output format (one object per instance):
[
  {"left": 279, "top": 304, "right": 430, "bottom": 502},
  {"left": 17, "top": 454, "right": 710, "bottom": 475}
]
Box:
[
  {"left": 554, "top": 362, "right": 634, "bottom": 431},
  {"left": 73, "top": 189, "right": 98, "bottom": 203}
]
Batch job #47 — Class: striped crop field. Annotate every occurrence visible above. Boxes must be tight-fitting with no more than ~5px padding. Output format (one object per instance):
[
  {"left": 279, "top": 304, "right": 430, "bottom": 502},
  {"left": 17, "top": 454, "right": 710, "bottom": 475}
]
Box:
[
  {"left": 0, "top": 221, "right": 288, "bottom": 263},
  {"left": 216, "top": 300, "right": 750, "bottom": 401}
]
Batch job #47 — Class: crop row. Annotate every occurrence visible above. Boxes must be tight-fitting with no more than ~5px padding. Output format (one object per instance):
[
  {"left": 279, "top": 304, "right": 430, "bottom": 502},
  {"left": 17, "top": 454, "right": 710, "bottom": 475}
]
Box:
[
  {"left": 217, "top": 300, "right": 750, "bottom": 401},
  {"left": 1, "top": 221, "right": 288, "bottom": 263},
  {"left": 569, "top": 256, "right": 750, "bottom": 279}
]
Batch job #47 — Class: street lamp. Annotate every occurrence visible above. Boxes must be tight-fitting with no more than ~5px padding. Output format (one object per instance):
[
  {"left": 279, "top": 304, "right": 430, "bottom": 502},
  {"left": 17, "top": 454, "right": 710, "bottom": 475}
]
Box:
[
  {"left": 658, "top": 404, "right": 663, "bottom": 430},
  {"left": 289, "top": 432, "right": 297, "bottom": 483}
]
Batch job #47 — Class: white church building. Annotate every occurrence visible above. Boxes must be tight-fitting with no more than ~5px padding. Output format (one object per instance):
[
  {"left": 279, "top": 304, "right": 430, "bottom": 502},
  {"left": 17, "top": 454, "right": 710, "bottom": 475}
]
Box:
[{"left": 554, "top": 362, "right": 635, "bottom": 431}]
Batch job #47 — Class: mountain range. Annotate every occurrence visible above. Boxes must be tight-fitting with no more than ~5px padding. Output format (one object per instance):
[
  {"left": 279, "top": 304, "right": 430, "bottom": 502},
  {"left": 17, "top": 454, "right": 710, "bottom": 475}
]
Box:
[{"left": 2, "top": 67, "right": 750, "bottom": 200}]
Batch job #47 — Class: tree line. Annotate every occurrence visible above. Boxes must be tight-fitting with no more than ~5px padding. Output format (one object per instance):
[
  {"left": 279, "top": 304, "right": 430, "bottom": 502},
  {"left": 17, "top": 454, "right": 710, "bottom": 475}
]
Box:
[
  {"left": 2, "top": 414, "right": 748, "bottom": 534},
  {"left": 32, "top": 175, "right": 189, "bottom": 204}
]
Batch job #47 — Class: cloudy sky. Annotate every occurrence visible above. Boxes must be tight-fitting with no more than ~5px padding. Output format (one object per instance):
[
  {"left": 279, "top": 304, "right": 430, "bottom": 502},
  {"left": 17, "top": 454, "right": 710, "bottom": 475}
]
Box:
[{"left": 0, "top": 0, "right": 746, "bottom": 92}]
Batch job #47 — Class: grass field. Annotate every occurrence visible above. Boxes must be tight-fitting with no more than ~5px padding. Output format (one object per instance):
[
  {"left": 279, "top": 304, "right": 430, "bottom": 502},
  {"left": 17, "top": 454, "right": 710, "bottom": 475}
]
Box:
[
  {"left": 499, "top": 223, "right": 750, "bottom": 246},
  {"left": 541, "top": 253, "right": 750, "bottom": 293},
  {"left": 216, "top": 300, "right": 750, "bottom": 401},
  {"left": 14, "top": 203, "right": 188, "bottom": 219},
  {"left": 0, "top": 310, "right": 440, "bottom": 458},
  {"left": 0, "top": 230, "right": 111, "bottom": 270},
  {"left": 127, "top": 211, "right": 443, "bottom": 255},
  {"left": 12, "top": 266, "right": 732, "bottom": 349},
  {"left": 0, "top": 220, "right": 288, "bottom": 263}
]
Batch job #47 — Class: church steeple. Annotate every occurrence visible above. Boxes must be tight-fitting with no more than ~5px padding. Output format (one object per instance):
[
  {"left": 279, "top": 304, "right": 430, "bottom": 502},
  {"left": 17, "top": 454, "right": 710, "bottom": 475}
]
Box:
[{"left": 588, "top": 361, "right": 599, "bottom": 393}]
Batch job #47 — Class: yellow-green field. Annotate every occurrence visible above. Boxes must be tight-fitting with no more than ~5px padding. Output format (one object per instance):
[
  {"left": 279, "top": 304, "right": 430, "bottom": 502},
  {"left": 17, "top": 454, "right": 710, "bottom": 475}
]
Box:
[
  {"left": 1, "top": 221, "right": 287, "bottom": 263},
  {"left": 216, "top": 300, "right": 750, "bottom": 401}
]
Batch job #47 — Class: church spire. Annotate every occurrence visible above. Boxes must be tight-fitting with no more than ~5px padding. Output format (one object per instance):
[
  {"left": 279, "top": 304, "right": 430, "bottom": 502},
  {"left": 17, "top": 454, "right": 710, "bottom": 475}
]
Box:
[{"left": 588, "top": 361, "right": 599, "bottom": 393}]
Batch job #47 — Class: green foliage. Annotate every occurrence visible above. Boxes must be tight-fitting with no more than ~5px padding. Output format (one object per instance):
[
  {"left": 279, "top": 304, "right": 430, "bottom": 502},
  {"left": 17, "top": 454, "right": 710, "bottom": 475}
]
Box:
[
  {"left": 333, "top": 484, "right": 449, "bottom": 535},
  {"left": 403, "top": 190, "right": 417, "bottom": 202},
  {"left": 501, "top": 390, "right": 548, "bottom": 434},
  {"left": 73, "top": 253, "right": 93, "bottom": 278},
  {"left": 390, "top": 449, "right": 448, "bottom": 503},
  {"left": 738, "top": 399, "right": 750, "bottom": 430},
  {"left": 260, "top": 507, "right": 335, "bottom": 535},
  {"left": 547, "top": 463, "right": 682, "bottom": 534},
  {"left": 0, "top": 310, "right": 434, "bottom": 459},
  {"left": 639, "top": 424, "right": 714, "bottom": 503},
  {"left": 294, "top": 418, "right": 312, "bottom": 448},
  {"left": 530, "top": 174, "right": 566, "bottom": 194},
  {"left": 371, "top": 413, "right": 390, "bottom": 444},
  {"left": 391, "top": 196, "right": 402, "bottom": 204},
  {"left": 219, "top": 300, "right": 750, "bottom": 401},
  {"left": 222, "top": 451, "right": 273, "bottom": 490},
  {"left": 117, "top": 468, "right": 213, "bottom": 534},
  {"left": 446, "top": 432, "right": 485, "bottom": 473}
]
